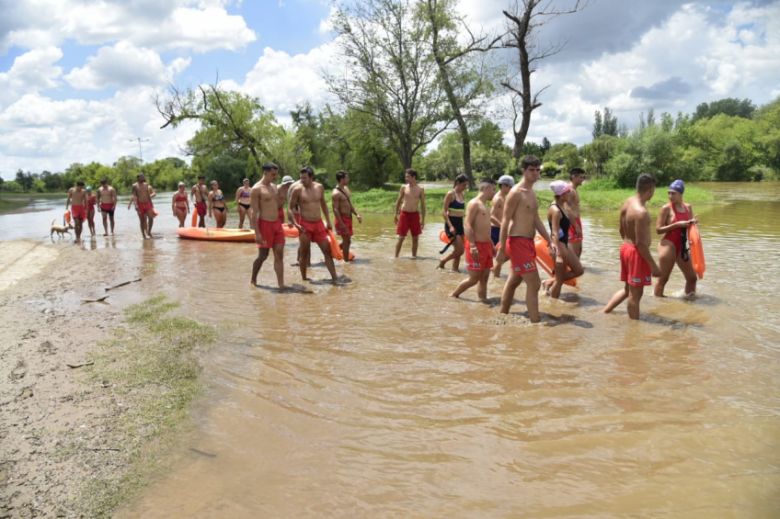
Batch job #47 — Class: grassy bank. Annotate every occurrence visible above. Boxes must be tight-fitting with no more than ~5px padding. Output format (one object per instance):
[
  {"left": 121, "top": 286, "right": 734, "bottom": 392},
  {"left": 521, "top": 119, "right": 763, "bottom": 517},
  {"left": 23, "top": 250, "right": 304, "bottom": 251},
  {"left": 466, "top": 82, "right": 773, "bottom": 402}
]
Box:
[
  {"left": 348, "top": 180, "right": 716, "bottom": 214},
  {"left": 78, "top": 295, "right": 216, "bottom": 517}
]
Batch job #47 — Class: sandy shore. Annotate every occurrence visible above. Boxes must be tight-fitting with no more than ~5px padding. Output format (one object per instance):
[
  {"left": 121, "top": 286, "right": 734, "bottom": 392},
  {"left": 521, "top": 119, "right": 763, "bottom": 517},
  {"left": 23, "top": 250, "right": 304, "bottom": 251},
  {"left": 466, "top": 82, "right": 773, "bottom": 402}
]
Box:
[{"left": 0, "top": 239, "right": 207, "bottom": 517}]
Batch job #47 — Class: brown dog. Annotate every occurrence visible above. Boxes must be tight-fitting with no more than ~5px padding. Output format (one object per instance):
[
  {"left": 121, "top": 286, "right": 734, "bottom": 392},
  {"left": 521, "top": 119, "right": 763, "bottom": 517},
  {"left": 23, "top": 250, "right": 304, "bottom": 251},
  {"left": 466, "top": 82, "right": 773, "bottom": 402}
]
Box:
[{"left": 50, "top": 218, "right": 73, "bottom": 239}]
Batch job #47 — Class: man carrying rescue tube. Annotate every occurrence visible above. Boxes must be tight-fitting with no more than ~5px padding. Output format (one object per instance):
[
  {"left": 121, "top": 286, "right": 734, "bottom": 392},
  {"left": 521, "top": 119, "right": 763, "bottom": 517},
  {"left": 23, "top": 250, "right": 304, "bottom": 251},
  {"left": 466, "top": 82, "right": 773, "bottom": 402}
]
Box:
[
  {"left": 451, "top": 178, "right": 496, "bottom": 302},
  {"left": 288, "top": 167, "right": 339, "bottom": 283},
  {"left": 65, "top": 180, "right": 89, "bottom": 243},
  {"left": 495, "top": 155, "right": 554, "bottom": 323},
  {"left": 191, "top": 175, "right": 208, "bottom": 228},
  {"left": 654, "top": 179, "right": 698, "bottom": 298},
  {"left": 603, "top": 173, "right": 661, "bottom": 319},
  {"left": 565, "top": 167, "right": 586, "bottom": 258},
  {"left": 394, "top": 168, "right": 426, "bottom": 258},
  {"left": 332, "top": 170, "right": 362, "bottom": 262},
  {"left": 251, "top": 162, "right": 287, "bottom": 289},
  {"left": 96, "top": 178, "right": 117, "bottom": 236},
  {"left": 490, "top": 174, "right": 514, "bottom": 278},
  {"left": 129, "top": 173, "right": 156, "bottom": 239}
]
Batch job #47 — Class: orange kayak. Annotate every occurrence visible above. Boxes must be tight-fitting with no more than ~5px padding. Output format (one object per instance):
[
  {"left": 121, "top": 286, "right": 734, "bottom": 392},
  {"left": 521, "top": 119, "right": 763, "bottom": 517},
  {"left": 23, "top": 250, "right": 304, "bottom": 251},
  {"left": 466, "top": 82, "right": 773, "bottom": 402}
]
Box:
[
  {"left": 534, "top": 234, "right": 577, "bottom": 287},
  {"left": 177, "top": 227, "right": 255, "bottom": 242}
]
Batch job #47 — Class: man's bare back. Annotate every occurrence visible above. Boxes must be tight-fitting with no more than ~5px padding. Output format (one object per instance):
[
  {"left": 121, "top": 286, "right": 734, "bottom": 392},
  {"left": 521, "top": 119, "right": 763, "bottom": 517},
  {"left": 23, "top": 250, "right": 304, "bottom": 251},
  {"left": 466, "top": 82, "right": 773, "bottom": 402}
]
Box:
[{"left": 490, "top": 191, "right": 506, "bottom": 228}]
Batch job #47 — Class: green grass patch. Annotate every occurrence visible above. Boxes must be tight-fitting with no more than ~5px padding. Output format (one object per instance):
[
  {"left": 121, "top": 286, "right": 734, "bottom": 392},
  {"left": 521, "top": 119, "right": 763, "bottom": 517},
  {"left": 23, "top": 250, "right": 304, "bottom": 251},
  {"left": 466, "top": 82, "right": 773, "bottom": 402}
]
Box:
[
  {"left": 0, "top": 192, "right": 65, "bottom": 212},
  {"left": 346, "top": 181, "right": 716, "bottom": 213},
  {"left": 78, "top": 295, "right": 216, "bottom": 518}
]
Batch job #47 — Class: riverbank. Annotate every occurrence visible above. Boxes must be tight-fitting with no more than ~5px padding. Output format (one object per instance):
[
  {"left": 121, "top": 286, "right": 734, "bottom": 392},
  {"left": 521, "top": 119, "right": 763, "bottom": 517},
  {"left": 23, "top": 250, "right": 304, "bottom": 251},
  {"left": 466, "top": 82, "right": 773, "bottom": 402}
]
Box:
[{"left": 0, "top": 241, "right": 215, "bottom": 517}]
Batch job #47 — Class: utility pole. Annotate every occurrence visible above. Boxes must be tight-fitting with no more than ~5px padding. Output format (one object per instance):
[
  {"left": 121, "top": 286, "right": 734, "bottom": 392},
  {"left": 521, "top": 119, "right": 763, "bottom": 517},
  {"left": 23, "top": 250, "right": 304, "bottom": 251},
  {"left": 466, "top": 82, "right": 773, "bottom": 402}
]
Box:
[{"left": 130, "top": 137, "right": 150, "bottom": 163}]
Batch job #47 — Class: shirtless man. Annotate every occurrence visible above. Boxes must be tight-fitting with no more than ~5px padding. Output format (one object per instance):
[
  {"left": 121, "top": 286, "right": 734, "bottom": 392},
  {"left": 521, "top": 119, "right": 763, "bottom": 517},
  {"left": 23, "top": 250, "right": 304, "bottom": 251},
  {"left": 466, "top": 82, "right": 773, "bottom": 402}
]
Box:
[
  {"left": 96, "top": 178, "right": 117, "bottom": 235},
  {"left": 288, "top": 167, "right": 339, "bottom": 282},
  {"left": 494, "top": 156, "right": 554, "bottom": 323},
  {"left": 394, "top": 168, "right": 426, "bottom": 258},
  {"left": 490, "top": 174, "right": 514, "bottom": 277},
  {"left": 603, "top": 173, "right": 661, "bottom": 320},
  {"left": 565, "top": 167, "right": 586, "bottom": 257},
  {"left": 251, "top": 163, "right": 286, "bottom": 288},
  {"left": 451, "top": 178, "right": 496, "bottom": 301},
  {"left": 332, "top": 170, "right": 362, "bottom": 262},
  {"left": 191, "top": 175, "right": 208, "bottom": 228},
  {"left": 65, "top": 180, "right": 89, "bottom": 243},
  {"left": 129, "top": 173, "right": 156, "bottom": 239}
]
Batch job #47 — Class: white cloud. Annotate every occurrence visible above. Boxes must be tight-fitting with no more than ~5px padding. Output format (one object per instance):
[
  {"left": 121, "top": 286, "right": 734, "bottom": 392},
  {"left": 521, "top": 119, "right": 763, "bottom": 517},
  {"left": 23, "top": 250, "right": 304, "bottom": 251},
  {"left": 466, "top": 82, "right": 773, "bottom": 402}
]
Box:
[
  {"left": 0, "top": 89, "right": 196, "bottom": 173},
  {"left": 1, "top": 0, "right": 255, "bottom": 53},
  {"left": 234, "top": 43, "right": 340, "bottom": 115},
  {"left": 64, "top": 41, "right": 190, "bottom": 90},
  {"left": 0, "top": 46, "right": 63, "bottom": 108}
]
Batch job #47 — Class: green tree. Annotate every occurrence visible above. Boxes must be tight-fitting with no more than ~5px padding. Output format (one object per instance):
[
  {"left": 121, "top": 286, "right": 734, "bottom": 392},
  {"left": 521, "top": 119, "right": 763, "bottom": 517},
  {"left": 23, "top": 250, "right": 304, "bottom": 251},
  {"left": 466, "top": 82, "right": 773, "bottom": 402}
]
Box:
[
  {"left": 328, "top": 0, "right": 450, "bottom": 169},
  {"left": 692, "top": 97, "right": 756, "bottom": 121}
]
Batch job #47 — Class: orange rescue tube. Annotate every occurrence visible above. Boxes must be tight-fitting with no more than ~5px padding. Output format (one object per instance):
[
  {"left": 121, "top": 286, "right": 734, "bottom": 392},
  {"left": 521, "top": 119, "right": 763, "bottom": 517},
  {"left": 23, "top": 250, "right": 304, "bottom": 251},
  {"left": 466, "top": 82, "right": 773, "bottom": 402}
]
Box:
[
  {"left": 64, "top": 210, "right": 72, "bottom": 225},
  {"left": 439, "top": 230, "right": 450, "bottom": 244},
  {"left": 190, "top": 210, "right": 197, "bottom": 227},
  {"left": 534, "top": 234, "right": 576, "bottom": 287},
  {"left": 327, "top": 230, "right": 355, "bottom": 261},
  {"left": 283, "top": 223, "right": 299, "bottom": 238},
  {"left": 688, "top": 223, "right": 705, "bottom": 279}
]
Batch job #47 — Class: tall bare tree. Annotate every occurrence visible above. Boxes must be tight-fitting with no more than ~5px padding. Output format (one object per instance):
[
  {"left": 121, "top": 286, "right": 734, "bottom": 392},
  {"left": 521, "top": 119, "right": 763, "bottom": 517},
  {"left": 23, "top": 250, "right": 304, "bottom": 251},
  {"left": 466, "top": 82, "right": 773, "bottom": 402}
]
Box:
[
  {"left": 327, "top": 0, "right": 450, "bottom": 170},
  {"left": 502, "top": 0, "right": 584, "bottom": 158},
  {"left": 420, "top": 0, "right": 502, "bottom": 185}
]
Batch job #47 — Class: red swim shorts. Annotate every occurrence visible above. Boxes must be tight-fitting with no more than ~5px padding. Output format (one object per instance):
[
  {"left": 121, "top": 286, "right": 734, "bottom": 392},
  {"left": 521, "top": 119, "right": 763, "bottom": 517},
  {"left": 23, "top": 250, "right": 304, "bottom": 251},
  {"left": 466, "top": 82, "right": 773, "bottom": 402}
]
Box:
[
  {"left": 465, "top": 240, "right": 494, "bottom": 271},
  {"left": 71, "top": 204, "right": 86, "bottom": 221},
  {"left": 256, "top": 218, "right": 285, "bottom": 248},
  {"left": 100, "top": 203, "right": 115, "bottom": 211},
  {"left": 336, "top": 216, "right": 353, "bottom": 237},
  {"left": 136, "top": 201, "right": 154, "bottom": 216},
  {"left": 300, "top": 218, "right": 329, "bottom": 243},
  {"left": 620, "top": 242, "right": 652, "bottom": 287},
  {"left": 195, "top": 201, "right": 207, "bottom": 216},
  {"left": 505, "top": 236, "right": 537, "bottom": 275},
  {"left": 568, "top": 216, "right": 583, "bottom": 244},
  {"left": 396, "top": 211, "right": 421, "bottom": 236}
]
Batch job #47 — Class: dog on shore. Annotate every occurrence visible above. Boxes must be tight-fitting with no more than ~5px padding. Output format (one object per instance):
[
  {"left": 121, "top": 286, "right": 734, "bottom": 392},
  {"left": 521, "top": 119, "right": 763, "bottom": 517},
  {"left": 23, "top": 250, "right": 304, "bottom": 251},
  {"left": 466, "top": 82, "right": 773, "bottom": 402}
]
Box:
[{"left": 50, "top": 218, "right": 73, "bottom": 239}]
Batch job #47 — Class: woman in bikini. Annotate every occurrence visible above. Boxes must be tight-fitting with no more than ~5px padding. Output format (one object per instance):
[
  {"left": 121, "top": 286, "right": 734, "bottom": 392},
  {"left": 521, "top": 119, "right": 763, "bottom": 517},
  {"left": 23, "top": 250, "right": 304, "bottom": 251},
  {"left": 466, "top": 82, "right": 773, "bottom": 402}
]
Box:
[
  {"left": 654, "top": 179, "right": 698, "bottom": 297},
  {"left": 85, "top": 186, "right": 97, "bottom": 237},
  {"left": 544, "top": 180, "right": 584, "bottom": 298},
  {"left": 208, "top": 180, "right": 228, "bottom": 228},
  {"left": 171, "top": 181, "right": 190, "bottom": 227},
  {"left": 235, "top": 178, "right": 253, "bottom": 229},
  {"left": 438, "top": 174, "right": 469, "bottom": 272}
]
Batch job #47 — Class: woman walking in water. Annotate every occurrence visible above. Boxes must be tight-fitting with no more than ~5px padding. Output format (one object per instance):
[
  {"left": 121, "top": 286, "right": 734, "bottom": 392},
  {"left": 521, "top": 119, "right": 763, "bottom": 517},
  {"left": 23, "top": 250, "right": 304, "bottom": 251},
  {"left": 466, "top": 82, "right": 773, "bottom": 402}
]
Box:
[
  {"left": 235, "top": 178, "right": 253, "bottom": 229},
  {"left": 654, "top": 179, "right": 698, "bottom": 297},
  {"left": 172, "top": 182, "right": 190, "bottom": 227},
  {"left": 438, "top": 174, "right": 469, "bottom": 272},
  {"left": 543, "top": 180, "right": 584, "bottom": 297},
  {"left": 209, "top": 180, "right": 228, "bottom": 228}
]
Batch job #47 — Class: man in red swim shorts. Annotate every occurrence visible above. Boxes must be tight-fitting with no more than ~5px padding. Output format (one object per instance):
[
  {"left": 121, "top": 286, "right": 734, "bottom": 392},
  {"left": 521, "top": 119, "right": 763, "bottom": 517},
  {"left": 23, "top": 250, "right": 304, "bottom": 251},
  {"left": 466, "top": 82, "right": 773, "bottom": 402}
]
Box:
[
  {"left": 494, "top": 155, "right": 555, "bottom": 323},
  {"left": 332, "top": 170, "right": 362, "bottom": 261},
  {"left": 129, "top": 173, "right": 156, "bottom": 239},
  {"left": 66, "top": 180, "right": 89, "bottom": 243},
  {"left": 96, "top": 178, "right": 117, "bottom": 235},
  {"left": 603, "top": 173, "right": 661, "bottom": 320},
  {"left": 251, "top": 162, "right": 287, "bottom": 289},
  {"left": 288, "top": 166, "right": 339, "bottom": 283},
  {"left": 393, "top": 168, "right": 426, "bottom": 258},
  {"left": 191, "top": 175, "right": 208, "bottom": 228},
  {"left": 451, "top": 178, "right": 496, "bottom": 302}
]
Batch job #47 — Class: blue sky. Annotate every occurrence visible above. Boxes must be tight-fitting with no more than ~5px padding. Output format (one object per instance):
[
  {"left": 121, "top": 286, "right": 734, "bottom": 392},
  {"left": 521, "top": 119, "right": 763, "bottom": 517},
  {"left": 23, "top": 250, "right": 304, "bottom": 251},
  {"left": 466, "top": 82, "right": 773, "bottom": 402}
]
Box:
[{"left": 0, "top": 0, "right": 778, "bottom": 178}]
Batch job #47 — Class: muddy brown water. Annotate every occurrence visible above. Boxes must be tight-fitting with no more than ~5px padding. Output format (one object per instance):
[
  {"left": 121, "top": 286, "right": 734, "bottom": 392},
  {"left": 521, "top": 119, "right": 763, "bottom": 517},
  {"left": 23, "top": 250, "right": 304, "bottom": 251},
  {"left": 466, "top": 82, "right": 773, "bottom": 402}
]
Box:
[{"left": 2, "top": 184, "right": 779, "bottom": 517}]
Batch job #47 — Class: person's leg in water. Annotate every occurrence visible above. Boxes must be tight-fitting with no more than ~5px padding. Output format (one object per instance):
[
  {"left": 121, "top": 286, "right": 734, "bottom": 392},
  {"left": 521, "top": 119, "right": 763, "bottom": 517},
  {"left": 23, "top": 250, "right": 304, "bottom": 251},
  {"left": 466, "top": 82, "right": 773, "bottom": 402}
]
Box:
[
  {"left": 654, "top": 240, "right": 677, "bottom": 297},
  {"left": 146, "top": 211, "right": 154, "bottom": 238},
  {"left": 626, "top": 284, "right": 644, "bottom": 320},
  {"left": 74, "top": 217, "right": 83, "bottom": 242},
  {"left": 411, "top": 234, "right": 419, "bottom": 258},
  {"left": 500, "top": 271, "right": 523, "bottom": 314},
  {"left": 299, "top": 233, "right": 311, "bottom": 280},
  {"left": 315, "top": 239, "right": 338, "bottom": 281},
  {"left": 87, "top": 211, "right": 95, "bottom": 236},
  {"left": 108, "top": 210, "right": 115, "bottom": 234},
  {"left": 395, "top": 235, "right": 405, "bottom": 257},
  {"left": 341, "top": 234, "right": 352, "bottom": 262},
  {"left": 101, "top": 210, "right": 109, "bottom": 236},
  {"left": 251, "top": 248, "right": 270, "bottom": 285},
  {"left": 137, "top": 211, "right": 147, "bottom": 238},
  {"left": 677, "top": 254, "right": 697, "bottom": 297},
  {"left": 452, "top": 269, "right": 481, "bottom": 298},
  {"left": 548, "top": 246, "right": 584, "bottom": 299},
  {"left": 523, "top": 271, "right": 542, "bottom": 322},
  {"left": 272, "top": 242, "right": 285, "bottom": 288},
  {"left": 603, "top": 284, "right": 629, "bottom": 314},
  {"left": 439, "top": 236, "right": 464, "bottom": 271}
]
